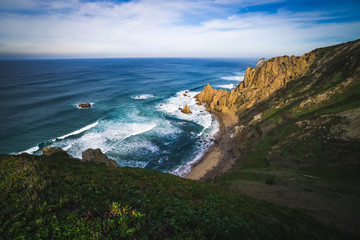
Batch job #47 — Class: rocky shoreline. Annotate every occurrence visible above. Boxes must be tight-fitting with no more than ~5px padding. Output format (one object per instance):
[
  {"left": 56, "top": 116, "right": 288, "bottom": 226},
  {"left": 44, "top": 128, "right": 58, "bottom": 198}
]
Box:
[{"left": 42, "top": 146, "right": 118, "bottom": 167}]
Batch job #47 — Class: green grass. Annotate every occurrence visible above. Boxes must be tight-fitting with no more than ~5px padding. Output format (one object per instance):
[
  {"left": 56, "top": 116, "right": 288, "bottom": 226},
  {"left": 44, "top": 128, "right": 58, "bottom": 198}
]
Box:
[
  {"left": 241, "top": 138, "right": 270, "bottom": 169},
  {"left": 300, "top": 166, "right": 360, "bottom": 185},
  {"left": 213, "top": 171, "right": 275, "bottom": 182},
  {"left": 0, "top": 153, "right": 349, "bottom": 239}
]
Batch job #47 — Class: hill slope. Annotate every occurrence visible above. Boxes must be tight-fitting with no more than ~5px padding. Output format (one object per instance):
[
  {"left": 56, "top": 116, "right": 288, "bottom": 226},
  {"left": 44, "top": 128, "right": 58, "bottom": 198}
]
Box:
[
  {"left": 195, "top": 39, "right": 360, "bottom": 236},
  {"left": 0, "top": 153, "right": 349, "bottom": 239}
]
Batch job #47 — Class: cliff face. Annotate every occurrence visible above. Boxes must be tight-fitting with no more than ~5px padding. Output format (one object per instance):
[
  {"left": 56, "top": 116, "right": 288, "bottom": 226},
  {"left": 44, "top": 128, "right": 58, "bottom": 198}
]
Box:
[
  {"left": 196, "top": 51, "right": 316, "bottom": 114},
  {"left": 205, "top": 39, "right": 360, "bottom": 236},
  {"left": 197, "top": 40, "right": 360, "bottom": 118}
]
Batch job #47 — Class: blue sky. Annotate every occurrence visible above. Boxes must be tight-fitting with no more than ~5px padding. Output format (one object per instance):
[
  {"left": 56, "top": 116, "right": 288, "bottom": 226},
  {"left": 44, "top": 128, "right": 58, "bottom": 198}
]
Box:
[{"left": 0, "top": 0, "right": 359, "bottom": 58}]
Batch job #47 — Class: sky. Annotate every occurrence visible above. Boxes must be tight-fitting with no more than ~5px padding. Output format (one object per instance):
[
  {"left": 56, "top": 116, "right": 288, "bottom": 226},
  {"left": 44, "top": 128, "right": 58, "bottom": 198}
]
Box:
[{"left": 0, "top": 0, "right": 359, "bottom": 59}]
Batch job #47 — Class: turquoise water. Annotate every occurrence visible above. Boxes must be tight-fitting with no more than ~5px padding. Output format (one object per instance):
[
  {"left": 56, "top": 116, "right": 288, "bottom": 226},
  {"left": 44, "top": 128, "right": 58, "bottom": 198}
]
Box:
[{"left": 0, "top": 58, "right": 256, "bottom": 176}]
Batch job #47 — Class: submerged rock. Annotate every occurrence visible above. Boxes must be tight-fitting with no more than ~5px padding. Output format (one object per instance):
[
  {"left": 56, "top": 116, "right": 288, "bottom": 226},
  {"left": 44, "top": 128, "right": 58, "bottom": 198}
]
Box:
[
  {"left": 82, "top": 148, "right": 117, "bottom": 167},
  {"left": 78, "top": 102, "right": 91, "bottom": 108},
  {"left": 181, "top": 104, "right": 192, "bottom": 114}
]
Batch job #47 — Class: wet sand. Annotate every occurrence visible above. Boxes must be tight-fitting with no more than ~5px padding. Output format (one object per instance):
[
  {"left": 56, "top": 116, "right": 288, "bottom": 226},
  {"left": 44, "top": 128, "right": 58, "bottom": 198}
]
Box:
[{"left": 185, "top": 111, "right": 237, "bottom": 181}]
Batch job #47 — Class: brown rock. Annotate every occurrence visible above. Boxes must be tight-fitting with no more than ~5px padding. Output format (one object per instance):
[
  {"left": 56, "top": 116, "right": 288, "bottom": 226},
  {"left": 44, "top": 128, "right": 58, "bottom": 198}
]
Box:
[
  {"left": 195, "top": 51, "right": 316, "bottom": 114},
  {"left": 181, "top": 104, "right": 192, "bottom": 114},
  {"left": 42, "top": 147, "right": 72, "bottom": 158},
  {"left": 82, "top": 148, "right": 117, "bottom": 167},
  {"left": 78, "top": 102, "right": 91, "bottom": 108},
  {"left": 108, "top": 159, "right": 118, "bottom": 167}
]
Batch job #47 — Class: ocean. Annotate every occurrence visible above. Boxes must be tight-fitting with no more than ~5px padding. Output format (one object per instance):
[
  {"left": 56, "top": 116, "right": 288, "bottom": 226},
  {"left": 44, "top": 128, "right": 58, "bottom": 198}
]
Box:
[{"left": 0, "top": 58, "right": 257, "bottom": 177}]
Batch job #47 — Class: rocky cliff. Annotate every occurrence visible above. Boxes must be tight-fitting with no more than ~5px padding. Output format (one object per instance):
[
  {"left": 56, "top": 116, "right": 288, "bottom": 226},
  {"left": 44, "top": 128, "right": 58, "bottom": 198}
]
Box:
[
  {"left": 196, "top": 41, "right": 360, "bottom": 114},
  {"left": 202, "top": 39, "right": 360, "bottom": 236}
]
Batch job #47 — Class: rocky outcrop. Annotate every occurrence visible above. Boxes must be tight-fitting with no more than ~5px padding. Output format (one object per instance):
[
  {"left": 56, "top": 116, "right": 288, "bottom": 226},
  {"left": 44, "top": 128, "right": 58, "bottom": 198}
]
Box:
[
  {"left": 43, "top": 147, "right": 72, "bottom": 157},
  {"left": 181, "top": 104, "right": 192, "bottom": 114},
  {"left": 256, "top": 58, "right": 266, "bottom": 68},
  {"left": 82, "top": 148, "right": 118, "bottom": 167},
  {"left": 78, "top": 102, "right": 91, "bottom": 108},
  {"left": 230, "top": 125, "right": 245, "bottom": 138},
  {"left": 196, "top": 52, "right": 316, "bottom": 113}
]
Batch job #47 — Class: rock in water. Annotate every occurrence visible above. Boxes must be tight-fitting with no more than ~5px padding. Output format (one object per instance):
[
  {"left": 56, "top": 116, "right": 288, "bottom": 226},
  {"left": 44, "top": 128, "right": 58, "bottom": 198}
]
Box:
[
  {"left": 78, "top": 102, "right": 91, "bottom": 108},
  {"left": 82, "top": 148, "right": 118, "bottom": 167},
  {"left": 43, "top": 147, "right": 72, "bottom": 158},
  {"left": 181, "top": 104, "right": 192, "bottom": 114}
]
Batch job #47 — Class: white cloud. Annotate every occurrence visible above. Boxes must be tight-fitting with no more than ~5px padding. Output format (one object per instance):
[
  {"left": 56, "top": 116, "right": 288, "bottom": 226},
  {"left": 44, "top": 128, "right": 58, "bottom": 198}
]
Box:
[{"left": 0, "top": 0, "right": 359, "bottom": 58}]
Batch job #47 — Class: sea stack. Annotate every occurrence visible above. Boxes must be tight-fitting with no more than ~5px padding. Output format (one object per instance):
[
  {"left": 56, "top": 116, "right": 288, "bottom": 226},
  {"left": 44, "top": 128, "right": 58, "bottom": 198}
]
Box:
[
  {"left": 181, "top": 104, "right": 192, "bottom": 114},
  {"left": 78, "top": 102, "right": 91, "bottom": 108}
]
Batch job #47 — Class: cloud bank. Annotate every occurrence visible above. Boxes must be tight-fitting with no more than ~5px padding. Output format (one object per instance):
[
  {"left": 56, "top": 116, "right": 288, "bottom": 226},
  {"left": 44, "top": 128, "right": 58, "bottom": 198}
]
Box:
[{"left": 0, "top": 0, "right": 359, "bottom": 58}]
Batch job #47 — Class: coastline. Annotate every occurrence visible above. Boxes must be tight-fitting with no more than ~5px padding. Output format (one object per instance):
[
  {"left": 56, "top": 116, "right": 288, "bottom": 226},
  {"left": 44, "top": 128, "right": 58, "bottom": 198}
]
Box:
[{"left": 185, "top": 110, "right": 237, "bottom": 181}]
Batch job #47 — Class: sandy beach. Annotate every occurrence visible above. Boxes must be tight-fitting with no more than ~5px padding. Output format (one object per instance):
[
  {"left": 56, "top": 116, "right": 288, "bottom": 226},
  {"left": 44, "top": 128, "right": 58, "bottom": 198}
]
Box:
[{"left": 185, "top": 111, "right": 238, "bottom": 181}]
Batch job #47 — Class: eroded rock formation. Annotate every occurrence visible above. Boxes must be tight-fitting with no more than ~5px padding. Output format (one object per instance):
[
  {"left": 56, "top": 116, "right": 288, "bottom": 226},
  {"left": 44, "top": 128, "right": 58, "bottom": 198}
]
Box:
[
  {"left": 43, "top": 147, "right": 72, "bottom": 158},
  {"left": 196, "top": 52, "right": 316, "bottom": 113},
  {"left": 82, "top": 148, "right": 118, "bottom": 167}
]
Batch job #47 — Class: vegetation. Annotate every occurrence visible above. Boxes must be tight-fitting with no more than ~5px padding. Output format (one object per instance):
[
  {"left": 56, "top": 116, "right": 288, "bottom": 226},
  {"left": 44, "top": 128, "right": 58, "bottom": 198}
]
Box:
[
  {"left": 212, "top": 40, "right": 360, "bottom": 237},
  {"left": 0, "top": 153, "right": 349, "bottom": 239}
]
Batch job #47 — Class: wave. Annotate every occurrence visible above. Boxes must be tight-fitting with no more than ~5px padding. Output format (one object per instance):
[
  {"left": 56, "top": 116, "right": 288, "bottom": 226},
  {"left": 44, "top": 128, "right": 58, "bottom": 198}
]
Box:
[
  {"left": 159, "top": 89, "right": 220, "bottom": 177},
  {"left": 221, "top": 75, "right": 244, "bottom": 81},
  {"left": 158, "top": 90, "right": 213, "bottom": 131},
  {"left": 21, "top": 145, "right": 40, "bottom": 154},
  {"left": 216, "top": 84, "right": 236, "bottom": 89},
  {"left": 58, "top": 121, "right": 99, "bottom": 140},
  {"left": 170, "top": 118, "right": 219, "bottom": 178},
  {"left": 52, "top": 121, "right": 157, "bottom": 158},
  {"left": 132, "top": 94, "right": 155, "bottom": 100},
  {"left": 13, "top": 121, "right": 100, "bottom": 155},
  {"left": 103, "top": 123, "right": 157, "bottom": 153}
]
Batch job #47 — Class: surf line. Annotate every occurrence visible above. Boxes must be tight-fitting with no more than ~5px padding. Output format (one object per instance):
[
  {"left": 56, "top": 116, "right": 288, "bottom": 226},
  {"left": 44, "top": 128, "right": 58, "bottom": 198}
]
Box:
[{"left": 103, "top": 123, "right": 157, "bottom": 154}]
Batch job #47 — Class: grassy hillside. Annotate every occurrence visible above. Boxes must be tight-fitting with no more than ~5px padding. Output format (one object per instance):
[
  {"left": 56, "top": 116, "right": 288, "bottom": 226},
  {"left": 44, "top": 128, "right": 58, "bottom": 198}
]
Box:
[
  {"left": 211, "top": 40, "right": 360, "bottom": 236},
  {"left": 0, "top": 153, "right": 349, "bottom": 239}
]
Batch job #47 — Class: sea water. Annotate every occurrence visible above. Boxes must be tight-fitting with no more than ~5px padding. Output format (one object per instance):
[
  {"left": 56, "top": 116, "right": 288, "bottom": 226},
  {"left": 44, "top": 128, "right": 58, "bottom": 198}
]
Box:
[{"left": 0, "top": 58, "right": 257, "bottom": 177}]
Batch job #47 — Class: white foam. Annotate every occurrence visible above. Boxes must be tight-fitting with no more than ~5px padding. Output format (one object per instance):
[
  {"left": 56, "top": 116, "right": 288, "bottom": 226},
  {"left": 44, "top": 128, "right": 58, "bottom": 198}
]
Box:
[
  {"left": 170, "top": 118, "right": 219, "bottom": 178},
  {"left": 158, "top": 89, "right": 220, "bottom": 178},
  {"left": 48, "top": 120, "right": 158, "bottom": 159},
  {"left": 132, "top": 94, "right": 154, "bottom": 100},
  {"left": 216, "top": 83, "right": 236, "bottom": 89},
  {"left": 158, "top": 90, "right": 213, "bottom": 131},
  {"left": 221, "top": 75, "right": 244, "bottom": 81},
  {"left": 108, "top": 139, "right": 159, "bottom": 156},
  {"left": 58, "top": 121, "right": 99, "bottom": 140},
  {"left": 17, "top": 145, "right": 40, "bottom": 155},
  {"left": 116, "top": 159, "right": 148, "bottom": 168},
  {"left": 103, "top": 123, "right": 157, "bottom": 153}
]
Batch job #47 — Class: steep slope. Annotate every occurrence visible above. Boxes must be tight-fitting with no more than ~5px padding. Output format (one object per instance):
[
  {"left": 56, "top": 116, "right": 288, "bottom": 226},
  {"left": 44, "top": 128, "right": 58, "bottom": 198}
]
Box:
[
  {"left": 0, "top": 153, "right": 348, "bottom": 239},
  {"left": 197, "top": 40, "right": 359, "bottom": 115},
  {"left": 196, "top": 50, "right": 316, "bottom": 113},
  {"left": 196, "top": 39, "right": 360, "bottom": 236}
]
